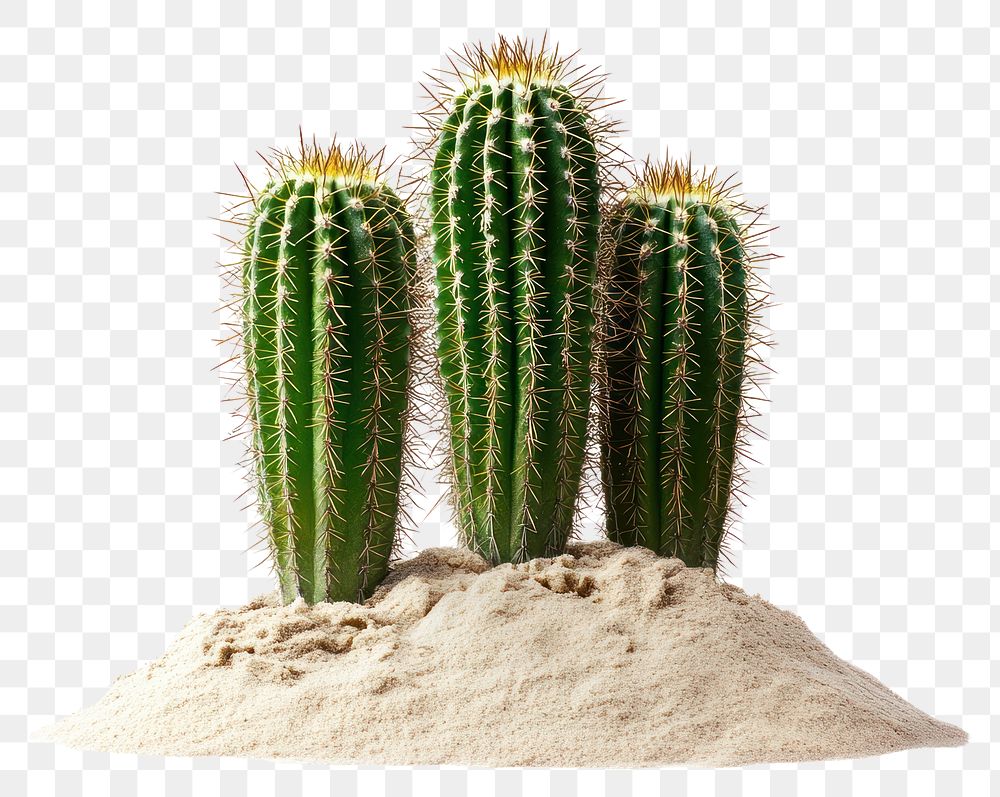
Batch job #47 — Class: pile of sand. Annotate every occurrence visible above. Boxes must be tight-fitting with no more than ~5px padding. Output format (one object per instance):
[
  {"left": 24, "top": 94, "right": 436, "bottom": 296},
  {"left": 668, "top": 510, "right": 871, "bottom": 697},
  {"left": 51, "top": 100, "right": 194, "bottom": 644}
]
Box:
[{"left": 36, "top": 542, "right": 966, "bottom": 767}]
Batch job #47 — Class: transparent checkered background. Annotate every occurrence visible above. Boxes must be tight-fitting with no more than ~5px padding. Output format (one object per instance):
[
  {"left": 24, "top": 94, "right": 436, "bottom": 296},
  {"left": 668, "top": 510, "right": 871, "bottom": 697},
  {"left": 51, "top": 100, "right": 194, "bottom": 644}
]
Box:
[{"left": 1, "top": 1, "right": 995, "bottom": 795}]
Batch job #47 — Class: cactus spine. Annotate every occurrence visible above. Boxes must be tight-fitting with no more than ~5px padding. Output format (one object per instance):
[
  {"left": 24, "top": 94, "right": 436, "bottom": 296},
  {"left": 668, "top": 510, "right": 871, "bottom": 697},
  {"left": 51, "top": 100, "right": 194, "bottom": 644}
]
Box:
[
  {"left": 599, "top": 159, "right": 766, "bottom": 570},
  {"left": 235, "top": 141, "right": 415, "bottom": 604},
  {"left": 426, "top": 39, "right": 605, "bottom": 564}
]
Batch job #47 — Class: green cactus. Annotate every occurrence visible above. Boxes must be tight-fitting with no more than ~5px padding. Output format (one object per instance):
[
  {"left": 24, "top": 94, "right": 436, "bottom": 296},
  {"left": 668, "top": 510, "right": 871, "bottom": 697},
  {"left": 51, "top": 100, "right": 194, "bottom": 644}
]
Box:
[
  {"left": 424, "top": 38, "right": 608, "bottom": 564},
  {"left": 598, "top": 159, "right": 767, "bottom": 570},
  {"left": 233, "top": 140, "right": 416, "bottom": 604}
]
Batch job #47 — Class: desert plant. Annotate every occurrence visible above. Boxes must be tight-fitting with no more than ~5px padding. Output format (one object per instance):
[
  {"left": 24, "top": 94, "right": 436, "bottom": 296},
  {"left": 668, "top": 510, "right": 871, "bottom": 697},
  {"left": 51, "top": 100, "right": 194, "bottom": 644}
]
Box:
[
  {"left": 598, "top": 159, "right": 768, "bottom": 570},
  {"left": 229, "top": 140, "right": 418, "bottom": 604},
  {"left": 422, "top": 38, "right": 614, "bottom": 564}
]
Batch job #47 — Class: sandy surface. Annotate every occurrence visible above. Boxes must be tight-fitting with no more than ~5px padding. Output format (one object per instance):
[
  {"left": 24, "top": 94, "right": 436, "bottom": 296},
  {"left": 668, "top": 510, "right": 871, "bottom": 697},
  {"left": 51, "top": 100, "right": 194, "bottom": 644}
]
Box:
[{"left": 36, "top": 542, "right": 967, "bottom": 767}]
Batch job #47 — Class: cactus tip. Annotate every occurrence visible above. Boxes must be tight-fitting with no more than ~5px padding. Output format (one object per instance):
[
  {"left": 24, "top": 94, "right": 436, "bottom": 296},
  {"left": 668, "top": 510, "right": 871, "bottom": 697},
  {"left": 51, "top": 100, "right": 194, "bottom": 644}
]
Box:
[
  {"left": 631, "top": 156, "right": 733, "bottom": 207},
  {"left": 264, "top": 134, "right": 390, "bottom": 190}
]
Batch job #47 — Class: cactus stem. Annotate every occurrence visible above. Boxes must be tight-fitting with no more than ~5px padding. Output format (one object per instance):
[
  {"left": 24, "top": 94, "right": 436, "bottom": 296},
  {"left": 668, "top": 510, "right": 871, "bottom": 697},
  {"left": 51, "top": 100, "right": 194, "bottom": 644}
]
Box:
[
  {"left": 222, "top": 136, "right": 417, "bottom": 604},
  {"left": 600, "top": 155, "right": 770, "bottom": 571},
  {"left": 414, "top": 37, "right": 620, "bottom": 565}
]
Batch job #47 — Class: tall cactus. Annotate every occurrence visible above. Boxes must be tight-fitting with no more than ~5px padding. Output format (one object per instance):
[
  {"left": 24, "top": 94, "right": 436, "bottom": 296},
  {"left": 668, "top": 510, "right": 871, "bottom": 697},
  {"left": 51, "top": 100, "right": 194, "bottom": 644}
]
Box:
[
  {"left": 599, "top": 159, "right": 767, "bottom": 570},
  {"left": 423, "top": 38, "right": 609, "bottom": 564},
  {"left": 232, "top": 140, "right": 416, "bottom": 604}
]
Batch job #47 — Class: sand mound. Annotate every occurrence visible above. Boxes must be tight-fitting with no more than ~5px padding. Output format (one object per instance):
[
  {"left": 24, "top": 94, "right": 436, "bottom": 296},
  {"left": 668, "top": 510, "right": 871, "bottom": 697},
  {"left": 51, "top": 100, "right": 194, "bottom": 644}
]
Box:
[{"left": 36, "top": 542, "right": 966, "bottom": 767}]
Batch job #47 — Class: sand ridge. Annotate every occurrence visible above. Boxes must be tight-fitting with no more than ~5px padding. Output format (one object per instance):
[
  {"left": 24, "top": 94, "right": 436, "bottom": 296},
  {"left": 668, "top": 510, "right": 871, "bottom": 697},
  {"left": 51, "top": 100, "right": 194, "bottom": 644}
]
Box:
[{"left": 36, "top": 541, "right": 967, "bottom": 767}]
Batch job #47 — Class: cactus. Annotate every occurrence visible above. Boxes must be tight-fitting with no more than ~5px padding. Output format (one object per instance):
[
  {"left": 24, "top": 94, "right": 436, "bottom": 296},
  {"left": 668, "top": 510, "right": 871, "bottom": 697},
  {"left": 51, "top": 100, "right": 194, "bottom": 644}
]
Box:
[
  {"left": 421, "top": 38, "right": 612, "bottom": 564},
  {"left": 230, "top": 139, "right": 417, "bottom": 604},
  {"left": 598, "top": 159, "right": 768, "bottom": 570}
]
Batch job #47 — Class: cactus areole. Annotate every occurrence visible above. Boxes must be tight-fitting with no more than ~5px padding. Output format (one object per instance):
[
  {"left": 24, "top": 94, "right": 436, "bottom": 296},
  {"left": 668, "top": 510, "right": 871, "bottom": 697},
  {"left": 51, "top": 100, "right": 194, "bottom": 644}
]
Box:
[
  {"left": 600, "top": 161, "right": 762, "bottom": 570},
  {"left": 428, "top": 40, "right": 603, "bottom": 564},
  {"left": 238, "top": 143, "right": 415, "bottom": 604}
]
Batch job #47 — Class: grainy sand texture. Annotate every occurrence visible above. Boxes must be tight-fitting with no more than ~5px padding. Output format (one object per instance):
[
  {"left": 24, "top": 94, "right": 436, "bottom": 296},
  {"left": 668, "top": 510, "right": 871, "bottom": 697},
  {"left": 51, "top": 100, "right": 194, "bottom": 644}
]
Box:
[{"left": 36, "top": 542, "right": 967, "bottom": 767}]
